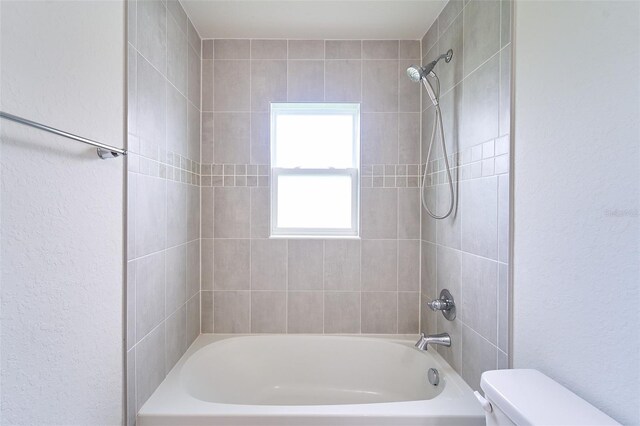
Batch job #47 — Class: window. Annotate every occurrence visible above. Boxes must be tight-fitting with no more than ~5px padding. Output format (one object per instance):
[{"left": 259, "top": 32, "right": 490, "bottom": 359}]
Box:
[{"left": 270, "top": 103, "right": 360, "bottom": 237}]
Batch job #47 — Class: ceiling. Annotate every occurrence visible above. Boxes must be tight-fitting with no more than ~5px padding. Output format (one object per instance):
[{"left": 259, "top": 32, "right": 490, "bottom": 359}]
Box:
[{"left": 180, "top": 1, "right": 447, "bottom": 41}]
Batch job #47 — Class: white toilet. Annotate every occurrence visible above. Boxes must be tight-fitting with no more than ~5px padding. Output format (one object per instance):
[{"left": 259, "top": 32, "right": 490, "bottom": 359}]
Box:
[{"left": 475, "top": 369, "right": 619, "bottom": 425}]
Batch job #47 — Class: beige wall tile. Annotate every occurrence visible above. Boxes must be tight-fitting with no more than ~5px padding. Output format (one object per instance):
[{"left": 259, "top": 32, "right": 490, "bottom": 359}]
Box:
[
  {"left": 324, "top": 240, "right": 361, "bottom": 291},
  {"left": 250, "top": 187, "right": 270, "bottom": 238},
  {"left": 167, "top": 15, "right": 187, "bottom": 95},
  {"left": 461, "top": 55, "right": 499, "bottom": 149},
  {"left": 324, "top": 292, "right": 360, "bottom": 333},
  {"left": 251, "top": 60, "right": 287, "bottom": 111},
  {"left": 137, "top": 54, "right": 166, "bottom": 159},
  {"left": 363, "top": 40, "right": 399, "bottom": 59},
  {"left": 361, "top": 188, "right": 398, "bottom": 239},
  {"left": 201, "top": 112, "right": 214, "bottom": 163},
  {"left": 461, "top": 176, "right": 498, "bottom": 259},
  {"left": 214, "top": 187, "right": 251, "bottom": 239},
  {"left": 214, "top": 291, "right": 250, "bottom": 332},
  {"left": 251, "top": 39, "right": 287, "bottom": 59},
  {"left": 201, "top": 59, "right": 214, "bottom": 111},
  {"left": 421, "top": 22, "right": 438, "bottom": 58},
  {"left": 362, "top": 292, "right": 397, "bottom": 333},
  {"left": 461, "top": 324, "right": 498, "bottom": 391},
  {"left": 324, "top": 60, "right": 362, "bottom": 102},
  {"left": 288, "top": 40, "right": 324, "bottom": 59},
  {"left": 361, "top": 240, "right": 397, "bottom": 291},
  {"left": 362, "top": 60, "right": 398, "bottom": 112},
  {"left": 135, "top": 175, "right": 166, "bottom": 257},
  {"left": 438, "top": 0, "right": 464, "bottom": 36},
  {"left": 361, "top": 113, "right": 398, "bottom": 164},
  {"left": 214, "top": 60, "right": 250, "bottom": 111},
  {"left": 135, "top": 324, "right": 165, "bottom": 410},
  {"left": 166, "top": 84, "right": 188, "bottom": 157},
  {"left": 398, "top": 188, "right": 420, "bottom": 239},
  {"left": 187, "top": 45, "right": 201, "bottom": 106},
  {"left": 288, "top": 240, "right": 323, "bottom": 291},
  {"left": 463, "top": 0, "right": 500, "bottom": 76},
  {"left": 250, "top": 113, "right": 270, "bottom": 165},
  {"left": 287, "top": 60, "right": 324, "bottom": 101},
  {"left": 421, "top": 242, "right": 436, "bottom": 297},
  {"left": 398, "top": 240, "right": 420, "bottom": 291},
  {"left": 165, "top": 245, "right": 186, "bottom": 314},
  {"left": 202, "top": 39, "right": 213, "bottom": 59},
  {"left": 326, "top": 40, "right": 361, "bottom": 59},
  {"left": 398, "top": 292, "right": 419, "bottom": 333},
  {"left": 201, "top": 187, "right": 214, "bottom": 239},
  {"left": 201, "top": 291, "right": 214, "bottom": 333},
  {"left": 213, "top": 112, "right": 250, "bottom": 164},
  {"left": 399, "top": 40, "right": 420, "bottom": 59},
  {"left": 251, "top": 239, "right": 287, "bottom": 291},
  {"left": 436, "top": 183, "right": 462, "bottom": 249},
  {"left": 165, "top": 305, "right": 187, "bottom": 372},
  {"left": 201, "top": 239, "right": 214, "bottom": 291},
  {"left": 187, "top": 185, "right": 200, "bottom": 241},
  {"left": 186, "top": 293, "right": 200, "bottom": 345},
  {"left": 436, "top": 246, "right": 462, "bottom": 303},
  {"left": 166, "top": 181, "right": 187, "bottom": 247},
  {"left": 187, "top": 102, "right": 200, "bottom": 162},
  {"left": 288, "top": 292, "right": 323, "bottom": 333},
  {"left": 214, "top": 239, "right": 250, "bottom": 290},
  {"left": 137, "top": 0, "right": 166, "bottom": 74},
  {"left": 437, "top": 12, "right": 464, "bottom": 93},
  {"left": 461, "top": 252, "right": 498, "bottom": 343},
  {"left": 251, "top": 291, "right": 286, "bottom": 333},
  {"left": 214, "top": 39, "right": 250, "bottom": 59},
  {"left": 186, "top": 240, "right": 200, "bottom": 298}
]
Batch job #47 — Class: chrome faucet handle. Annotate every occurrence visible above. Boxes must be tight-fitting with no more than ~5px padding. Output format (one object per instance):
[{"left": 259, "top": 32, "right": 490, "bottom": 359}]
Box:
[
  {"left": 427, "top": 298, "right": 453, "bottom": 311},
  {"left": 427, "top": 289, "right": 456, "bottom": 321}
]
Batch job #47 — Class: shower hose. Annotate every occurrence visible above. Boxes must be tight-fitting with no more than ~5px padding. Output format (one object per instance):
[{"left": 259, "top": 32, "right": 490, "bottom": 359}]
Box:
[{"left": 421, "top": 74, "right": 455, "bottom": 220}]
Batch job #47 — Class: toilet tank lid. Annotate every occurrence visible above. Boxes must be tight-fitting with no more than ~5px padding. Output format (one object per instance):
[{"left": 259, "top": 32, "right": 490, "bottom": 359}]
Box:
[{"left": 480, "top": 369, "right": 619, "bottom": 426}]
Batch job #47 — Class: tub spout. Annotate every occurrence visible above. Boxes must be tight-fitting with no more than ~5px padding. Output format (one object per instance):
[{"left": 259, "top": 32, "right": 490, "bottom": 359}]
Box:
[{"left": 414, "top": 332, "right": 451, "bottom": 351}]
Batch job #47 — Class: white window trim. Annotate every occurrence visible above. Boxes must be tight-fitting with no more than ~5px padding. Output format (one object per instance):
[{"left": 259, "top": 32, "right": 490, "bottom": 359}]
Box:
[{"left": 270, "top": 103, "right": 360, "bottom": 238}]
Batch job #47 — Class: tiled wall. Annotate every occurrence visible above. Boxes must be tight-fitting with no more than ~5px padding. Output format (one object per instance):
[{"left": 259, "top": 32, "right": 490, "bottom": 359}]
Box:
[
  {"left": 199, "top": 39, "right": 423, "bottom": 334},
  {"left": 419, "top": 0, "right": 512, "bottom": 391},
  {"left": 125, "top": 0, "right": 202, "bottom": 424}
]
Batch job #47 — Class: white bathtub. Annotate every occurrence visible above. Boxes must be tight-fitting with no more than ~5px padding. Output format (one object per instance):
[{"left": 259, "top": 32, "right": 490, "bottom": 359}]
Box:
[{"left": 137, "top": 334, "right": 483, "bottom": 425}]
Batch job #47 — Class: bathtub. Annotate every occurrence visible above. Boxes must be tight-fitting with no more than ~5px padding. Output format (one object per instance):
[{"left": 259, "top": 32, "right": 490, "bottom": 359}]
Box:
[{"left": 137, "top": 334, "right": 483, "bottom": 425}]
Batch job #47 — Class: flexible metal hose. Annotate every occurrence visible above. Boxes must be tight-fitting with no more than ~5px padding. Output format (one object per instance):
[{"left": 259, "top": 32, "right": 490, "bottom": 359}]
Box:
[{"left": 420, "top": 74, "right": 455, "bottom": 219}]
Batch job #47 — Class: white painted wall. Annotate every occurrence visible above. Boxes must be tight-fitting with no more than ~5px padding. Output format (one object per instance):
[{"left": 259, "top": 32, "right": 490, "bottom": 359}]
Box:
[
  {"left": 0, "top": 1, "right": 125, "bottom": 424},
  {"left": 512, "top": 1, "right": 639, "bottom": 424}
]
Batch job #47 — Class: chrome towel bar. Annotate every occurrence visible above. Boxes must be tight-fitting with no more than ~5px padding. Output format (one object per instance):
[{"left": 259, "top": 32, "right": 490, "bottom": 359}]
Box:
[{"left": 0, "top": 111, "right": 127, "bottom": 159}]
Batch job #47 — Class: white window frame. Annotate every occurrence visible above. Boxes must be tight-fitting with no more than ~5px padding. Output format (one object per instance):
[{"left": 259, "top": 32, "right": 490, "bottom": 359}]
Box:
[{"left": 270, "top": 102, "right": 360, "bottom": 238}]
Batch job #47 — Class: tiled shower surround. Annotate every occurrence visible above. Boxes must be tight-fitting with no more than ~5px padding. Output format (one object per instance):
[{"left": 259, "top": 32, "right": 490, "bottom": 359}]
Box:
[
  {"left": 199, "top": 39, "right": 424, "bottom": 334},
  {"left": 125, "top": 0, "right": 202, "bottom": 424},
  {"left": 125, "top": 0, "right": 512, "bottom": 420},
  {"left": 419, "top": 0, "right": 512, "bottom": 392}
]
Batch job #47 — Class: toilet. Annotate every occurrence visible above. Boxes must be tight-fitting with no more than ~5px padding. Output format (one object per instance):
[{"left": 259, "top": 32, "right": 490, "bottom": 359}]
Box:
[{"left": 475, "top": 369, "right": 619, "bottom": 425}]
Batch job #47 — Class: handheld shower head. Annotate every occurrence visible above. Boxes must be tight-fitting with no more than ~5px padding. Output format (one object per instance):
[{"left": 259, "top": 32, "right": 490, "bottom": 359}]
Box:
[{"left": 406, "top": 49, "right": 453, "bottom": 106}]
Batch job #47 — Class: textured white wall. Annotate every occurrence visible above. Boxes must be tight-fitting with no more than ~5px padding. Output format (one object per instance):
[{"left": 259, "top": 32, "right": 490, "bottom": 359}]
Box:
[
  {"left": 0, "top": 1, "right": 125, "bottom": 424},
  {"left": 512, "top": 1, "right": 639, "bottom": 424}
]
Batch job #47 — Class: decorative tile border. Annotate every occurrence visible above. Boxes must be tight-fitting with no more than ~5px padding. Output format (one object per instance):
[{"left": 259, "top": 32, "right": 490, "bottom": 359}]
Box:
[
  {"left": 361, "top": 164, "right": 422, "bottom": 188},
  {"left": 424, "top": 134, "right": 510, "bottom": 187},
  {"left": 200, "top": 164, "right": 270, "bottom": 187}
]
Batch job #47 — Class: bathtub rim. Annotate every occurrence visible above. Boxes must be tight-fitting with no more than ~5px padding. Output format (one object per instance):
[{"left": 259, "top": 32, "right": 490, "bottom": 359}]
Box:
[{"left": 137, "top": 334, "right": 484, "bottom": 424}]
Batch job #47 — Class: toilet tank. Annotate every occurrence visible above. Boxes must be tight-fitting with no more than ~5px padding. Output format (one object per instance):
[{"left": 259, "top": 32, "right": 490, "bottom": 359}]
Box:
[{"left": 478, "top": 369, "right": 619, "bottom": 426}]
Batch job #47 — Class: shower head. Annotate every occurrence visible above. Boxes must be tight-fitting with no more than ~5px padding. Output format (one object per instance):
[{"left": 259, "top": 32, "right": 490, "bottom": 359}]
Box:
[
  {"left": 406, "top": 49, "right": 453, "bottom": 106},
  {"left": 406, "top": 49, "right": 454, "bottom": 82}
]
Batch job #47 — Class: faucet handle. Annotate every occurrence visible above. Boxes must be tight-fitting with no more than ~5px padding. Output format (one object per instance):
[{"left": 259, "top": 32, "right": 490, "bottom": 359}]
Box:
[
  {"left": 427, "top": 298, "right": 452, "bottom": 311},
  {"left": 427, "top": 289, "right": 456, "bottom": 321}
]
